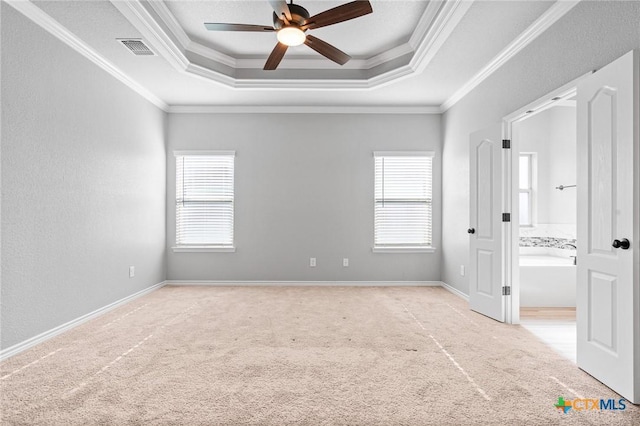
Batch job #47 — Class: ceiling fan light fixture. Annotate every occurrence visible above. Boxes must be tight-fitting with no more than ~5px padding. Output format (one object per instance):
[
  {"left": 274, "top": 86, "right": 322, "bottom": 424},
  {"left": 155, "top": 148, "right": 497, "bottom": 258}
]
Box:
[
  {"left": 277, "top": 26, "right": 306, "bottom": 46},
  {"left": 205, "top": 0, "right": 373, "bottom": 70}
]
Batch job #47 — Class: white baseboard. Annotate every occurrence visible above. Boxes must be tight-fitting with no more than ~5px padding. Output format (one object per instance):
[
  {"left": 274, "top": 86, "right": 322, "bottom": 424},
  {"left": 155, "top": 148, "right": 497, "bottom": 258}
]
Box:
[
  {"left": 440, "top": 281, "right": 470, "bottom": 301},
  {"left": 165, "top": 280, "right": 442, "bottom": 287},
  {"left": 0, "top": 281, "right": 166, "bottom": 361}
]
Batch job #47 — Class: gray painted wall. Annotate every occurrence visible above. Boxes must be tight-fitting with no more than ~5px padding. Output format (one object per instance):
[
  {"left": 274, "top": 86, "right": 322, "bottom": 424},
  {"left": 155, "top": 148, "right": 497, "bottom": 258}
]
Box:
[
  {"left": 441, "top": 1, "right": 640, "bottom": 295},
  {"left": 167, "top": 113, "right": 441, "bottom": 282},
  {"left": 1, "top": 5, "right": 167, "bottom": 349},
  {"left": 516, "top": 106, "right": 576, "bottom": 226}
]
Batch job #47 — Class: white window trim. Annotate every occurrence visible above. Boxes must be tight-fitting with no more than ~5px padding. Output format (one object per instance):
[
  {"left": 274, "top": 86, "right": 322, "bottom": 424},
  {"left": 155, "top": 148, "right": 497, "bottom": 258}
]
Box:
[
  {"left": 519, "top": 152, "right": 537, "bottom": 227},
  {"left": 174, "top": 151, "right": 236, "bottom": 250},
  {"left": 174, "top": 150, "right": 236, "bottom": 156},
  {"left": 373, "top": 150, "right": 435, "bottom": 157},
  {"left": 373, "top": 151, "right": 435, "bottom": 252},
  {"left": 172, "top": 246, "right": 236, "bottom": 253},
  {"left": 372, "top": 247, "right": 436, "bottom": 253}
]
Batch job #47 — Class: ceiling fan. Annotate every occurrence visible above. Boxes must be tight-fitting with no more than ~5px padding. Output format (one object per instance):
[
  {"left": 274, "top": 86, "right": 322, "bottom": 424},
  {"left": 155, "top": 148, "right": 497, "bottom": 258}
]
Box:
[{"left": 204, "top": 0, "right": 373, "bottom": 70}]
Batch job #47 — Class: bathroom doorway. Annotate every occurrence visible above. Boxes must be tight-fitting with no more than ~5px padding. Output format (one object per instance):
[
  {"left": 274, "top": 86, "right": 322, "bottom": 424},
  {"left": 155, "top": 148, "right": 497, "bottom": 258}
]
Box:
[
  {"left": 494, "top": 52, "right": 640, "bottom": 402},
  {"left": 510, "top": 99, "right": 578, "bottom": 362}
]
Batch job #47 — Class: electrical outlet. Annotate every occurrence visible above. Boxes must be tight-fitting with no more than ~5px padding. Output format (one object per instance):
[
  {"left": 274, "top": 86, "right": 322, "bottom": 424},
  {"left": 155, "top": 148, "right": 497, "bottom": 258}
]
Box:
[
  {"left": 343, "top": 258, "right": 349, "bottom": 267},
  {"left": 310, "top": 257, "right": 316, "bottom": 267},
  {"left": 460, "top": 265, "right": 465, "bottom": 276},
  {"left": 129, "top": 266, "right": 135, "bottom": 278}
]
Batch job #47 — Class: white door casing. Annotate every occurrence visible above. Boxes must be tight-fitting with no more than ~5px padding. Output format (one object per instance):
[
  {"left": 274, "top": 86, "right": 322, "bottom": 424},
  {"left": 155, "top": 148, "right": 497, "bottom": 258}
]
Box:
[
  {"left": 576, "top": 50, "right": 640, "bottom": 404},
  {"left": 469, "top": 124, "right": 505, "bottom": 322}
]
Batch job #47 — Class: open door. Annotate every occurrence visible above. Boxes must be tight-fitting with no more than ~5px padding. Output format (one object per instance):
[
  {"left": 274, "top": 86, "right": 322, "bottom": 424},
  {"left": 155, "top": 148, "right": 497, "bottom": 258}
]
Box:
[
  {"left": 576, "top": 50, "right": 639, "bottom": 403},
  {"left": 469, "top": 124, "right": 505, "bottom": 322}
]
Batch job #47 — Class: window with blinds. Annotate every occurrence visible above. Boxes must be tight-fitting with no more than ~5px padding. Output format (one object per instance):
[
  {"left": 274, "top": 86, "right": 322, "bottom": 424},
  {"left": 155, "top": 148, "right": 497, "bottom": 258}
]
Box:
[
  {"left": 519, "top": 153, "right": 534, "bottom": 226},
  {"left": 175, "top": 152, "right": 235, "bottom": 248},
  {"left": 374, "top": 152, "right": 433, "bottom": 249}
]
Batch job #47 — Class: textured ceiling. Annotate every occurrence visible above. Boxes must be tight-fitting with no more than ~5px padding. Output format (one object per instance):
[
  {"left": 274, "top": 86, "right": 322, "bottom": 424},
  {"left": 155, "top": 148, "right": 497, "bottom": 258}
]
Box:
[
  {"left": 27, "top": 0, "right": 559, "bottom": 108},
  {"left": 166, "top": 0, "right": 425, "bottom": 58}
]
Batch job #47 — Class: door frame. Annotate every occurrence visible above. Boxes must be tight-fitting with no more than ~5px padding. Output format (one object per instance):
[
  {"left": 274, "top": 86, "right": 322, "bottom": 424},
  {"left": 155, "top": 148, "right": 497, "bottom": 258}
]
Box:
[{"left": 501, "top": 72, "right": 592, "bottom": 324}]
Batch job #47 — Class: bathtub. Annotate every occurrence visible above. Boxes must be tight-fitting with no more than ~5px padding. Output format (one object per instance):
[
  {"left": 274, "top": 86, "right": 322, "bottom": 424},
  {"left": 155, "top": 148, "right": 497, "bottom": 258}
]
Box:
[
  {"left": 520, "top": 255, "right": 574, "bottom": 266},
  {"left": 519, "top": 252, "right": 576, "bottom": 307}
]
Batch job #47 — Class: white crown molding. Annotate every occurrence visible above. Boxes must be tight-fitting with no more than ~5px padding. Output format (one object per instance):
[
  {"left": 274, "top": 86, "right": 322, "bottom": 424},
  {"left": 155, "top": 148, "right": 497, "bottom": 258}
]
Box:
[
  {"left": 112, "top": 0, "right": 246, "bottom": 88},
  {"left": 186, "top": 61, "right": 371, "bottom": 90},
  {"left": 150, "top": 0, "right": 439, "bottom": 73},
  {"left": 359, "top": 0, "right": 472, "bottom": 92},
  {"left": 184, "top": 62, "right": 241, "bottom": 88},
  {"left": 109, "top": 0, "right": 189, "bottom": 71},
  {"left": 409, "top": 0, "right": 474, "bottom": 74},
  {"left": 158, "top": 0, "right": 412, "bottom": 73},
  {"left": 364, "top": 43, "right": 415, "bottom": 69},
  {"left": 167, "top": 105, "right": 442, "bottom": 114},
  {"left": 231, "top": 79, "right": 371, "bottom": 90},
  {"left": 440, "top": 0, "right": 582, "bottom": 112},
  {"left": 114, "top": 0, "right": 472, "bottom": 90},
  {"left": 367, "top": 64, "right": 416, "bottom": 89},
  {"left": 186, "top": 40, "right": 238, "bottom": 68},
  {"left": 5, "top": 0, "right": 169, "bottom": 112},
  {"left": 150, "top": 0, "right": 353, "bottom": 70},
  {"left": 228, "top": 42, "right": 412, "bottom": 70},
  {"left": 190, "top": 41, "right": 411, "bottom": 72},
  {"left": 197, "top": 0, "right": 471, "bottom": 91},
  {"left": 408, "top": 0, "right": 445, "bottom": 49},
  {"left": 146, "top": 0, "right": 191, "bottom": 48},
  {"left": 9, "top": 0, "right": 577, "bottom": 112},
  {"left": 146, "top": 0, "right": 240, "bottom": 68},
  {"left": 234, "top": 56, "right": 369, "bottom": 70}
]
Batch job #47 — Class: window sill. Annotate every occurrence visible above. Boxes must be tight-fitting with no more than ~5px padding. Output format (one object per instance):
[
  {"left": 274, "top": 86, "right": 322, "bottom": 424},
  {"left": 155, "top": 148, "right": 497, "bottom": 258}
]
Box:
[
  {"left": 172, "top": 246, "right": 236, "bottom": 253},
  {"left": 372, "top": 247, "right": 436, "bottom": 253}
]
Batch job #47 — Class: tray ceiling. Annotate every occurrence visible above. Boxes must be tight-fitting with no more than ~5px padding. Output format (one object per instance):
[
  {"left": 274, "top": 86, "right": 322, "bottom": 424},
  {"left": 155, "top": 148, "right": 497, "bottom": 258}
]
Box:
[
  {"left": 166, "top": 1, "right": 424, "bottom": 58},
  {"left": 13, "top": 1, "right": 576, "bottom": 109}
]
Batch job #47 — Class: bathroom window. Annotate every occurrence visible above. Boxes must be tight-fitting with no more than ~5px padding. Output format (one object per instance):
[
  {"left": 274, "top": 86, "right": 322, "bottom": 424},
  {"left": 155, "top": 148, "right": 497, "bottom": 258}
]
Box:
[
  {"left": 373, "top": 152, "right": 434, "bottom": 252},
  {"left": 519, "top": 153, "right": 535, "bottom": 226}
]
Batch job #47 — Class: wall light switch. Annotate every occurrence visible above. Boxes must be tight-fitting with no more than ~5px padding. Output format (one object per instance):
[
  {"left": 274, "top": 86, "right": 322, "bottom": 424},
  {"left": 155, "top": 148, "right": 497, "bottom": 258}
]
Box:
[
  {"left": 343, "top": 258, "right": 349, "bottom": 267},
  {"left": 129, "top": 266, "right": 135, "bottom": 278},
  {"left": 460, "top": 265, "right": 465, "bottom": 276},
  {"left": 310, "top": 257, "right": 316, "bottom": 267}
]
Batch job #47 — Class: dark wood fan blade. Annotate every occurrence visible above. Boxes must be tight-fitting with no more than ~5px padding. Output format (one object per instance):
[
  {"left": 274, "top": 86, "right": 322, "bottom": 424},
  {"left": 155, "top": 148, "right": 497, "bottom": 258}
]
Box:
[
  {"left": 304, "top": 35, "right": 350, "bottom": 65},
  {"left": 264, "top": 42, "right": 289, "bottom": 70},
  {"left": 303, "top": 1, "right": 372, "bottom": 30},
  {"left": 268, "top": 0, "right": 292, "bottom": 21},
  {"left": 204, "top": 23, "right": 275, "bottom": 32}
]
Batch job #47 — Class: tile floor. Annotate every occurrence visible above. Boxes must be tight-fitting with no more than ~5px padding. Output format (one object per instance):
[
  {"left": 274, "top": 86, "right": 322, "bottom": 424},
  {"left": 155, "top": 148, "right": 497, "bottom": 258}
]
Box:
[{"left": 520, "top": 308, "right": 576, "bottom": 363}]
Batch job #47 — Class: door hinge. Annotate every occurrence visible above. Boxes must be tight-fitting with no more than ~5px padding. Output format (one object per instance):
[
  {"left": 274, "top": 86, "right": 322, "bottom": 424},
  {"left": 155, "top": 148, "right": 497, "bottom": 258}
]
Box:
[
  {"left": 502, "top": 213, "right": 511, "bottom": 222},
  {"left": 502, "top": 139, "right": 511, "bottom": 149},
  {"left": 502, "top": 286, "right": 511, "bottom": 296}
]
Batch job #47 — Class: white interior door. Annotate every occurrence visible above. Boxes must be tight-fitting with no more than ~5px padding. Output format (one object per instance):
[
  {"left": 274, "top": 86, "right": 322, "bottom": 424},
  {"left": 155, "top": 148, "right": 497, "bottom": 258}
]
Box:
[
  {"left": 469, "top": 124, "right": 505, "bottom": 322},
  {"left": 576, "top": 50, "right": 639, "bottom": 404}
]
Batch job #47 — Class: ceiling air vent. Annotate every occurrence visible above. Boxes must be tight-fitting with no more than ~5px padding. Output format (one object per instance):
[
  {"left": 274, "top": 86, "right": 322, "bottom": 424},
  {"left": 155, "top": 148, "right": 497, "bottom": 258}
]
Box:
[{"left": 118, "top": 39, "right": 155, "bottom": 56}]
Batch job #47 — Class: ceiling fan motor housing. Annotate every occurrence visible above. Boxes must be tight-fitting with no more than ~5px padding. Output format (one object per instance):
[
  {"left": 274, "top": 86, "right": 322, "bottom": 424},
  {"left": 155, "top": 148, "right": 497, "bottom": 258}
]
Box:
[{"left": 273, "top": 3, "right": 310, "bottom": 29}]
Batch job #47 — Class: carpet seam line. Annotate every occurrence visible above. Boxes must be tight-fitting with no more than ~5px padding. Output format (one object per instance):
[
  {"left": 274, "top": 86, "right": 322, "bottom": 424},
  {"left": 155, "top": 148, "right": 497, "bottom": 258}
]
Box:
[{"left": 401, "top": 303, "right": 491, "bottom": 401}]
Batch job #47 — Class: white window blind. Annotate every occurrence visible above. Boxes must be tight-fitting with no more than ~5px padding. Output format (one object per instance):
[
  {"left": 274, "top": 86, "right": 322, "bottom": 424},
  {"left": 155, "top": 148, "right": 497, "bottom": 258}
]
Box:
[
  {"left": 374, "top": 152, "right": 433, "bottom": 248},
  {"left": 176, "top": 153, "right": 234, "bottom": 247}
]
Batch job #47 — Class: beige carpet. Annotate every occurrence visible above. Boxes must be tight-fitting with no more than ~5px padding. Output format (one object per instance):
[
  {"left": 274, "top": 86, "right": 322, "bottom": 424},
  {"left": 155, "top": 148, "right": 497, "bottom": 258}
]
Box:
[{"left": 1, "top": 285, "right": 638, "bottom": 425}]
